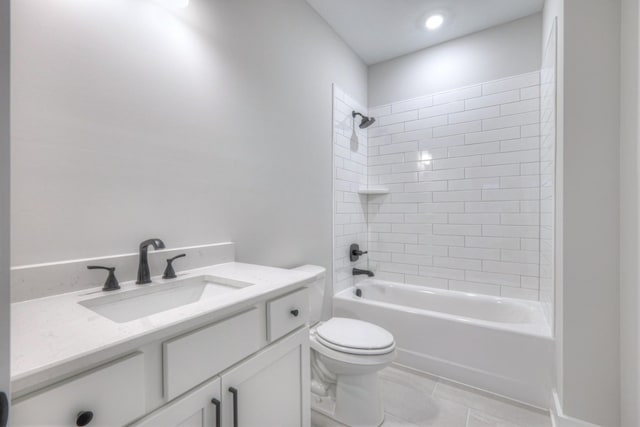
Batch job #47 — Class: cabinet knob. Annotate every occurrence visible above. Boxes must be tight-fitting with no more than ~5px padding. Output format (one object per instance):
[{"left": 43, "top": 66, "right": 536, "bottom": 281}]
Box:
[
  {"left": 290, "top": 309, "right": 299, "bottom": 317},
  {"left": 76, "top": 411, "right": 94, "bottom": 426}
]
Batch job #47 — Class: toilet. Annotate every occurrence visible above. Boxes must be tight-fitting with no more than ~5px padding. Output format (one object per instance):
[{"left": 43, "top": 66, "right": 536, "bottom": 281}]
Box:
[{"left": 293, "top": 265, "right": 396, "bottom": 427}]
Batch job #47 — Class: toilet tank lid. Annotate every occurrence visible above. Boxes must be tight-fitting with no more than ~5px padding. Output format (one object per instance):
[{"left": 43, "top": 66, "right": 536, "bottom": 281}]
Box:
[{"left": 291, "top": 265, "right": 326, "bottom": 279}]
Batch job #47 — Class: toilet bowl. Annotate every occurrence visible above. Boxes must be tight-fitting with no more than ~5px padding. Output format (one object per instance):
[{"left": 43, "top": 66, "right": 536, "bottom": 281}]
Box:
[{"left": 293, "top": 265, "right": 397, "bottom": 427}]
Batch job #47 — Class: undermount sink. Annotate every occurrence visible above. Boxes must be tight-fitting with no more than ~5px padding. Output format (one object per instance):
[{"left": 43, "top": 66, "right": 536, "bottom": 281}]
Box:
[{"left": 79, "top": 275, "right": 253, "bottom": 323}]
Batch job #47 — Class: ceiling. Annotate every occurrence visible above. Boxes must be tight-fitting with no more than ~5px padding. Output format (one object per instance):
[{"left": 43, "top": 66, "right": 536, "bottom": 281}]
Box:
[{"left": 305, "top": 0, "right": 544, "bottom": 65}]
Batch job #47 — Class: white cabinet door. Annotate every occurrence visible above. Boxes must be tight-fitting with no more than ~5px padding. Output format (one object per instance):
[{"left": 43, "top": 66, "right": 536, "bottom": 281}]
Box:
[
  {"left": 220, "top": 328, "right": 309, "bottom": 427},
  {"left": 0, "top": 0, "right": 10, "bottom": 425},
  {"left": 131, "top": 377, "right": 222, "bottom": 427}
]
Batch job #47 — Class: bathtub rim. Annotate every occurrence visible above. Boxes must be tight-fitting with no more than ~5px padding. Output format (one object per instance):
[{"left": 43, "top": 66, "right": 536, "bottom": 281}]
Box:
[{"left": 335, "top": 279, "right": 552, "bottom": 339}]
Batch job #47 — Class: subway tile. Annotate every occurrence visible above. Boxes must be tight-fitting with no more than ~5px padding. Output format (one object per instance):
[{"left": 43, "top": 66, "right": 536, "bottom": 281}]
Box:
[
  {"left": 500, "top": 98, "right": 540, "bottom": 116},
  {"left": 378, "top": 110, "right": 419, "bottom": 127},
  {"left": 521, "top": 239, "right": 540, "bottom": 251},
  {"left": 434, "top": 224, "right": 482, "bottom": 236},
  {"left": 433, "top": 156, "right": 482, "bottom": 170},
  {"left": 500, "top": 137, "right": 540, "bottom": 152},
  {"left": 433, "top": 190, "right": 482, "bottom": 202},
  {"left": 419, "top": 202, "right": 465, "bottom": 213},
  {"left": 368, "top": 123, "right": 405, "bottom": 137},
  {"left": 501, "top": 287, "right": 539, "bottom": 300},
  {"left": 465, "top": 236, "right": 520, "bottom": 250},
  {"left": 379, "top": 141, "right": 419, "bottom": 155},
  {"left": 521, "top": 276, "right": 540, "bottom": 289},
  {"left": 434, "top": 121, "right": 482, "bottom": 137},
  {"left": 379, "top": 172, "right": 419, "bottom": 184},
  {"left": 482, "top": 225, "right": 539, "bottom": 238},
  {"left": 482, "top": 188, "right": 539, "bottom": 201},
  {"left": 392, "top": 96, "right": 433, "bottom": 113},
  {"left": 465, "top": 90, "right": 520, "bottom": 110},
  {"left": 482, "top": 149, "right": 539, "bottom": 166},
  {"left": 420, "top": 135, "right": 466, "bottom": 150},
  {"left": 404, "top": 213, "right": 448, "bottom": 224},
  {"left": 368, "top": 242, "right": 405, "bottom": 252},
  {"left": 449, "top": 213, "right": 500, "bottom": 225},
  {"left": 521, "top": 124, "right": 541, "bottom": 137},
  {"left": 465, "top": 270, "right": 520, "bottom": 287},
  {"left": 419, "top": 265, "right": 465, "bottom": 280},
  {"left": 464, "top": 201, "right": 520, "bottom": 213},
  {"left": 405, "top": 115, "right": 448, "bottom": 132},
  {"left": 501, "top": 249, "right": 540, "bottom": 264},
  {"left": 448, "top": 177, "right": 500, "bottom": 191},
  {"left": 369, "top": 153, "right": 405, "bottom": 166},
  {"left": 521, "top": 162, "right": 540, "bottom": 175},
  {"left": 482, "top": 111, "right": 539, "bottom": 131},
  {"left": 378, "top": 262, "right": 419, "bottom": 275},
  {"left": 483, "top": 260, "right": 538, "bottom": 276},
  {"left": 520, "top": 85, "right": 541, "bottom": 100},
  {"left": 369, "top": 135, "right": 392, "bottom": 147},
  {"left": 421, "top": 234, "right": 465, "bottom": 246},
  {"left": 392, "top": 253, "right": 433, "bottom": 266},
  {"left": 392, "top": 161, "right": 431, "bottom": 173},
  {"left": 500, "top": 213, "right": 540, "bottom": 226},
  {"left": 465, "top": 127, "right": 520, "bottom": 145},
  {"left": 368, "top": 213, "right": 405, "bottom": 223},
  {"left": 407, "top": 244, "right": 449, "bottom": 256},
  {"left": 393, "top": 224, "right": 433, "bottom": 234},
  {"left": 392, "top": 128, "right": 432, "bottom": 143},
  {"left": 419, "top": 169, "right": 465, "bottom": 181},
  {"left": 449, "top": 246, "right": 501, "bottom": 261},
  {"left": 465, "top": 164, "right": 520, "bottom": 178},
  {"left": 448, "top": 142, "right": 500, "bottom": 158},
  {"left": 433, "top": 86, "right": 482, "bottom": 105},
  {"left": 449, "top": 106, "right": 500, "bottom": 125},
  {"left": 392, "top": 192, "right": 433, "bottom": 203},
  {"left": 434, "top": 256, "right": 482, "bottom": 271},
  {"left": 369, "top": 104, "right": 392, "bottom": 117},
  {"left": 370, "top": 203, "right": 418, "bottom": 214},
  {"left": 405, "top": 181, "right": 448, "bottom": 192},
  {"left": 482, "top": 72, "right": 540, "bottom": 95}
]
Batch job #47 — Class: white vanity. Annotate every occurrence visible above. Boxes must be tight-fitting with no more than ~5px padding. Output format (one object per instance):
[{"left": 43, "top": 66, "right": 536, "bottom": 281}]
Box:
[{"left": 9, "top": 257, "right": 315, "bottom": 427}]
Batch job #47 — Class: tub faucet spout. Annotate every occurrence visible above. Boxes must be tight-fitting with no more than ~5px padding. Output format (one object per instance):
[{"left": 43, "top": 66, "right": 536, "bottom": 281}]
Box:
[{"left": 353, "top": 268, "right": 374, "bottom": 277}]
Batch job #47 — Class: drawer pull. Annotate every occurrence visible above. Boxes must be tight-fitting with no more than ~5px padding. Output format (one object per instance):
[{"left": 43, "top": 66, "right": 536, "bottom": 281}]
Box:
[
  {"left": 290, "top": 309, "right": 299, "bottom": 317},
  {"left": 211, "top": 398, "right": 221, "bottom": 427},
  {"left": 228, "top": 387, "right": 238, "bottom": 427},
  {"left": 76, "top": 411, "right": 94, "bottom": 426}
]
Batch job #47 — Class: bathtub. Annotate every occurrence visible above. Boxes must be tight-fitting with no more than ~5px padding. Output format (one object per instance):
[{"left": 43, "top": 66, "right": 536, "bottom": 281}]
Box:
[{"left": 333, "top": 279, "right": 554, "bottom": 408}]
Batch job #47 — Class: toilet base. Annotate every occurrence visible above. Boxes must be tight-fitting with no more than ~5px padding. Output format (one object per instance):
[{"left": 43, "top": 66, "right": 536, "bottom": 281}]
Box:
[{"left": 335, "top": 373, "right": 384, "bottom": 427}]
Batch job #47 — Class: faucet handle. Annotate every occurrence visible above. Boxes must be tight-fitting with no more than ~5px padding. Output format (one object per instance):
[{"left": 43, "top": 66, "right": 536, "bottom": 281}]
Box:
[
  {"left": 163, "top": 254, "right": 186, "bottom": 279},
  {"left": 87, "top": 266, "right": 120, "bottom": 292}
]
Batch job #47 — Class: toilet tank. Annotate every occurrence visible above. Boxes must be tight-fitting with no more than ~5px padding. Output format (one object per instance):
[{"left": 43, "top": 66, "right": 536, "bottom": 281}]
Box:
[{"left": 291, "top": 265, "right": 326, "bottom": 325}]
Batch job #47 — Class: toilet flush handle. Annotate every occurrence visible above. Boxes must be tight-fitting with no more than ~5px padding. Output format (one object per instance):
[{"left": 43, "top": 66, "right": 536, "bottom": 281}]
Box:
[{"left": 290, "top": 309, "right": 299, "bottom": 317}]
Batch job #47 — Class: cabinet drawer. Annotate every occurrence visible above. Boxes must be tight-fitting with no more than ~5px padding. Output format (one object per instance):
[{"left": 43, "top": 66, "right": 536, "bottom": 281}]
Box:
[
  {"left": 11, "top": 353, "right": 145, "bottom": 427},
  {"left": 163, "top": 308, "right": 262, "bottom": 400},
  {"left": 267, "top": 288, "right": 309, "bottom": 341}
]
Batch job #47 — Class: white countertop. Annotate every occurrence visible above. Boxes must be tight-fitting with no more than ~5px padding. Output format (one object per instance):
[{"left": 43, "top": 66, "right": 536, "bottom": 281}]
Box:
[{"left": 11, "top": 262, "right": 317, "bottom": 392}]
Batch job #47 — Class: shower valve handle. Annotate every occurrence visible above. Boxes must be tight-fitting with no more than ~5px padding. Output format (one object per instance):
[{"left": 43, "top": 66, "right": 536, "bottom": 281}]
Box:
[{"left": 350, "top": 243, "right": 368, "bottom": 262}]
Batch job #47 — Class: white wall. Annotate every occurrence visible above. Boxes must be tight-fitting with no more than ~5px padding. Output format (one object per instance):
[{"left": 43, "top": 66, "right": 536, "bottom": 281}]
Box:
[
  {"left": 0, "top": 0, "right": 10, "bottom": 400},
  {"left": 368, "top": 14, "right": 542, "bottom": 107},
  {"left": 620, "top": 0, "right": 640, "bottom": 425},
  {"left": 545, "top": 0, "right": 621, "bottom": 425},
  {"left": 11, "top": 0, "right": 367, "bottom": 288}
]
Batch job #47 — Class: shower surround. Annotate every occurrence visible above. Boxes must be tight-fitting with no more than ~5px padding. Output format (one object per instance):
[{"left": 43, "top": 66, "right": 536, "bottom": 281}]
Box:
[{"left": 365, "top": 71, "right": 542, "bottom": 300}]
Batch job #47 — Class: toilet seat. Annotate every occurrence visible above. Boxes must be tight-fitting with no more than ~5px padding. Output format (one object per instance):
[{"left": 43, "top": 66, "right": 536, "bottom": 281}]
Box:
[{"left": 315, "top": 317, "right": 395, "bottom": 356}]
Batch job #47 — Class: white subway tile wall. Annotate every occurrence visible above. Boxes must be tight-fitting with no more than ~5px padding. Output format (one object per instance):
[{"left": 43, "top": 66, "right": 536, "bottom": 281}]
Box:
[
  {"left": 366, "top": 72, "right": 542, "bottom": 300},
  {"left": 333, "top": 85, "right": 368, "bottom": 293},
  {"left": 540, "top": 25, "right": 557, "bottom": 324}
]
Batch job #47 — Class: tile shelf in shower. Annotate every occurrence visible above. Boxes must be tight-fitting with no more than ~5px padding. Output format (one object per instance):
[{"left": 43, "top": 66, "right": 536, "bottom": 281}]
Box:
[{"left": 357, "top": 186, "right": 389, "bottom": 195}]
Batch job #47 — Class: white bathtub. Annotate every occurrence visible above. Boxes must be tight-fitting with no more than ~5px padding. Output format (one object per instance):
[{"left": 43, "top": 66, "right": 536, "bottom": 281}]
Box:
[{"left": 333, "top": 279, "right": 554, "bottom": 408}]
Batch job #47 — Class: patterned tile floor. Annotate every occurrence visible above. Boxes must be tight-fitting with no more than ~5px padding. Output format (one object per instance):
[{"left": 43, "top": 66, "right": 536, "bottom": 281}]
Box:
[{"left": 311, "top": 366, "right": 552, "bottom": 427}]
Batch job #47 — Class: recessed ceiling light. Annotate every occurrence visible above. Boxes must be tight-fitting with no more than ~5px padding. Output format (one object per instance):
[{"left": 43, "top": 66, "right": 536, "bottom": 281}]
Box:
[{"left": 425, "top": 14, "right": 444, "bottom": 30}]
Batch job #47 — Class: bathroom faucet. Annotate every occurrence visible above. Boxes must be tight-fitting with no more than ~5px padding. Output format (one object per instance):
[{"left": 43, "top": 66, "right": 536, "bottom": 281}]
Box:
[
  {"left": 352, "top": 268, "right": 374, "bottom": 277},
  {"left": 136, "top": 238, "right": 166, "bottom": 284}
]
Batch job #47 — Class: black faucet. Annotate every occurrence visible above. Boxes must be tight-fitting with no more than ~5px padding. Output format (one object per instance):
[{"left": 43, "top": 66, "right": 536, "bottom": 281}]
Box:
[
  {"left": 352, "top": 268, "right": 374, "bottom": 277},
  {"left": 137, "top": 238, "right": 166, "bottom": 284}
]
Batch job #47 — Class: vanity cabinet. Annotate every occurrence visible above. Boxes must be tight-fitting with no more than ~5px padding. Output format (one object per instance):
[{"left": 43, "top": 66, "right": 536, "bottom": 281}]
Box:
[
  {"left": 11, "top": 353, "right": 146, "bottom": 427},
  {"left": 131, "top": 378, "right": 222, "bottom": 427},
  {"left": 220, "top": 328, "right": 309, "bottom": 427}
]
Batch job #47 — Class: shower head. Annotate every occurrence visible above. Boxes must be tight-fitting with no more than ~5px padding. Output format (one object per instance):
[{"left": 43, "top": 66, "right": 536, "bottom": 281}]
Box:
[{"left": 352, "top": 111, "right": 376, "bottom": 129}]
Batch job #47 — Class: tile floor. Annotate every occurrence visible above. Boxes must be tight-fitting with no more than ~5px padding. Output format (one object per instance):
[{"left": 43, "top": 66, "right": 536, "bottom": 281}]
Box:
[{"left": 311, "top": 365, "right": 552, "bottom": 427}]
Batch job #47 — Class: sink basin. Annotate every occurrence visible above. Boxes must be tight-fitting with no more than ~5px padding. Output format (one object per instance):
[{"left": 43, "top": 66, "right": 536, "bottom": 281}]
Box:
[{"left": 79, "top": 275, "right": 253, "bottom": 323}]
